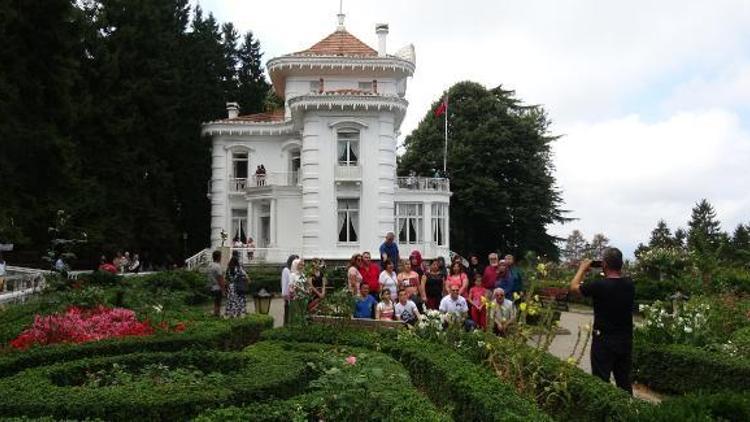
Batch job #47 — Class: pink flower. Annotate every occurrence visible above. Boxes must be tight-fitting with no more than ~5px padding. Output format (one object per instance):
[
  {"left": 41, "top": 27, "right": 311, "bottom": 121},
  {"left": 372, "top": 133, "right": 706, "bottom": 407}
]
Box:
[{"left": 345, "top": 355, "right": 357, "bottom": 366}]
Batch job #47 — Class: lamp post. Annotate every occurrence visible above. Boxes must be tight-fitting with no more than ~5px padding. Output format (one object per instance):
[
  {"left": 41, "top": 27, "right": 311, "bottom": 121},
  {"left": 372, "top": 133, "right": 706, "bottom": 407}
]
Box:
[{"left": 254, "top": 288, "right": 272, "bottom": 315}]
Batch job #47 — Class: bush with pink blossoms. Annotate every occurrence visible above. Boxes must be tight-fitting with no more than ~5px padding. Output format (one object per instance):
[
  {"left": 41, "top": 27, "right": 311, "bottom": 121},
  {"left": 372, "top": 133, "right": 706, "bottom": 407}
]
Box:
[{"left": 9, "top": 306, "right": 155, "bottom": 350}]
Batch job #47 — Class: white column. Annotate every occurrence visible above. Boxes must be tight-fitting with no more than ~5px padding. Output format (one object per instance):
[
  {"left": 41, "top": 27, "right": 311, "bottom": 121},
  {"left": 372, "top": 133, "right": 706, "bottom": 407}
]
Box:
[
  {"left": 210, "top": 144, "right": 228, "bottom": 248},
  {"left": 246, "top": 199, "right": 254, "bottom": 243},
  {"left": 269, "top": 198, "right": 277, "bottom": 248}
]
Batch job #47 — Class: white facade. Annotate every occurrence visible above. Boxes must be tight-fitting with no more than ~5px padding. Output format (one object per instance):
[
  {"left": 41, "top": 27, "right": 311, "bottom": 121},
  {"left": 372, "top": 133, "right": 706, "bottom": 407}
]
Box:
[{"left": 202, "top": 18, "right": 451, "bottom": 262}]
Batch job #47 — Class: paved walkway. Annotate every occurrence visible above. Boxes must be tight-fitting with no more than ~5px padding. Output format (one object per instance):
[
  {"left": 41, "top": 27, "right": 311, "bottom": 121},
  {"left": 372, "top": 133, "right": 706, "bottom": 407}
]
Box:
[{"left": 543, "top": 306, "right": 664, "bottom": 403}]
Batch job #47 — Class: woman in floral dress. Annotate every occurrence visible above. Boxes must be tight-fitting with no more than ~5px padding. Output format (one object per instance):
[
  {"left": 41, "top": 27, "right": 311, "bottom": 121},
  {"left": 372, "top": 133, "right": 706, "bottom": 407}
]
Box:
[{"left": 225, "top": 254, "right": 248, "bottom": 317}]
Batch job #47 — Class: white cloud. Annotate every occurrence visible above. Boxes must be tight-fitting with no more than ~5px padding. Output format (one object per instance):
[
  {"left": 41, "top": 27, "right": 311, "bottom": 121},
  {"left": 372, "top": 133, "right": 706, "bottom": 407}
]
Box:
[{"left": 549, "top": 110, "right": 750, "bottom": 255}]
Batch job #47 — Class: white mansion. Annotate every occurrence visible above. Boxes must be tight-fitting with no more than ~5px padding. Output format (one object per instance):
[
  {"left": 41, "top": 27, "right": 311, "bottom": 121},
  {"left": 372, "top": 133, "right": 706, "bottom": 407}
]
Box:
[{"left": 202, "top": 14, "right": 451, "bottom": 263}]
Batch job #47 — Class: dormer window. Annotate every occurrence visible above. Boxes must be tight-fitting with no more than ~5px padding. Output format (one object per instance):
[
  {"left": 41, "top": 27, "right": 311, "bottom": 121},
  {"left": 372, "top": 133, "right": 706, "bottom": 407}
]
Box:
[
  {"left": 337, "top": 130, "right": 359, "bottom": 166},
  {"left": 358, "top": 81, "right": 373, "bottom": 93},
  {"left": 310, "top": 78, "right": 323, "bottom": 93}
]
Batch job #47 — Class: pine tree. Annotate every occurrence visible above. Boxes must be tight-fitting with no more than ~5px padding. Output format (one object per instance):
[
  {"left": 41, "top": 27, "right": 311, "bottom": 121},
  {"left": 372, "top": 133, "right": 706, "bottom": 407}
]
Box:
[
  {"left": 220, "top": 22, "right": 240, "bottom": 104},
  {"left": 731, "top": 224, "right": 750, "bottom": 266},
  {"left": 399, "top": 82, "right": 567, "bottom": 259},
  {"left": 237, "top": 31, "right": 270, "bottom": 114},
  {"left": 590, "top": 233, "right": 610, "bottom": 258},
  {"left": 648, "top": 220, "right": 675, "bottom": 249},
  {"left": 687, "top": 199, "right": 723, "bottom": 254},
  {"left": 562, "top": 230, "right": 589, "bottom": 263}
]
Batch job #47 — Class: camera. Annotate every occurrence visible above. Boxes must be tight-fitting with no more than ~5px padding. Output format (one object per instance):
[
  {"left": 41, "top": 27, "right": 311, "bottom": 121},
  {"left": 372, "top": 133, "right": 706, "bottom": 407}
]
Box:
[{"left": 590, "top": 260, "right": 603, "bottom": 268}]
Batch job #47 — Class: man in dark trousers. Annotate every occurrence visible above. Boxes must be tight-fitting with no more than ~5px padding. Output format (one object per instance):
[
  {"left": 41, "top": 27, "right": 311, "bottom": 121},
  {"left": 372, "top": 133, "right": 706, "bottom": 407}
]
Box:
[{"left": 569, "top": 247, "right": 634, "bottom": 394}]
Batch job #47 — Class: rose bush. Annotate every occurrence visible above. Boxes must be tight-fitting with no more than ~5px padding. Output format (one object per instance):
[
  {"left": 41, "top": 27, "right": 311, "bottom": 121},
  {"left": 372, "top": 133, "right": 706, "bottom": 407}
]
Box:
[{"left": 10, "top": 306, "right": 155, "bottom": 350}]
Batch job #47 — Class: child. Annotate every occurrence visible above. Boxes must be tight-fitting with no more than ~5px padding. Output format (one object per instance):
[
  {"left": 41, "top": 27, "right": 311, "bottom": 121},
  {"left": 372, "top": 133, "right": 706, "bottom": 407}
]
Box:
[
  {"left": 354, "top": 282, "right": 377, "bottom": 318},
  {"left": 468, "top": 273, "right": 487, "bottom": 329},
  {"left": 375, "top": 288, "right": 395, "bottom": 320},
  {"left": 394, "top": 289, "right": 421, "bottom": 324}
]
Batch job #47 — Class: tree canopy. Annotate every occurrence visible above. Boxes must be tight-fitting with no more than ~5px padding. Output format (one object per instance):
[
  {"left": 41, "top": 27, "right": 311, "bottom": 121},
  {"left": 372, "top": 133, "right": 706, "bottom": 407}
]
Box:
[
  {"left": 399, "top": 81, "right": 567, "bottom": 259},
  {"left": 0, "top": 0, "right": 270, "bottom": 267}
]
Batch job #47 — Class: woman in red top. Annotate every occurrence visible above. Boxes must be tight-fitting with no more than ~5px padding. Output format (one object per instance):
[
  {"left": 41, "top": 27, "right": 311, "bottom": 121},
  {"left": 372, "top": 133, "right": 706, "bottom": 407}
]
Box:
[
  {"left": 482, "top": 253, "right": 501, "bottom": 290},
  {"left": 468, "top": 272, "right": 487, "bottom": 328},
  {"left": 359, "top": 251, "right": 381, "bottom": 300}
]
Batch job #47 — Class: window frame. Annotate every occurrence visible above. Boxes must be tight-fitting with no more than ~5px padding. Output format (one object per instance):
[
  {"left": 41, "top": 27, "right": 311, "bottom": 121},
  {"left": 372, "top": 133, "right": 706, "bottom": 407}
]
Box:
[
  {"left": 337, "top": 198, "right": 360, "bottom": 244},
  {"left": 395, "top": 203, "right": 424, "bottom": 244},
  {"left": 431, "top": 203, "right": 448, "bottom": 246},
  {"left": 336, "top": 129, "right": 360, "bottom": 167}
]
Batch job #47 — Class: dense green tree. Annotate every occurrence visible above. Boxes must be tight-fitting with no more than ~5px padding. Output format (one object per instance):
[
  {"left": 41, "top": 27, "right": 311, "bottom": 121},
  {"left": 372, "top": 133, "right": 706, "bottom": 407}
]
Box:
[
  {"left": 649, "top": 220, "right": 676, "bottom": 249},
  {"left": 237, "top": 31, "right": 270, "bottom": 114},
  {"left": 220, "top": 22, "right": 241, "bottom": 104},
  {"left": 399, "top": 81, "right": 566, "bottom": 259},
  {"left": 731, "top": 224, "right": 750, "bottom": 266},
  {"left": 0, "top": 0, "right": 83, "bottom": 247}
]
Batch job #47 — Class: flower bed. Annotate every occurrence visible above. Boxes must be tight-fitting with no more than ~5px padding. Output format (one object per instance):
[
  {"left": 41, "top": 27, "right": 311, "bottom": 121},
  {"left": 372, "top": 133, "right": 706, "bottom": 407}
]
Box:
[{"left": 10, "top": 306, "right": 155, "bottom": 350}]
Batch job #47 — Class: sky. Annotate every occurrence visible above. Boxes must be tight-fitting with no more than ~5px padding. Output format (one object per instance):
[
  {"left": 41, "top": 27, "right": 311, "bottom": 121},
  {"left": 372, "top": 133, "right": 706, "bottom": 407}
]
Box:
[{"left": 198, "top": 0, "right": 750, "bottom": 257}]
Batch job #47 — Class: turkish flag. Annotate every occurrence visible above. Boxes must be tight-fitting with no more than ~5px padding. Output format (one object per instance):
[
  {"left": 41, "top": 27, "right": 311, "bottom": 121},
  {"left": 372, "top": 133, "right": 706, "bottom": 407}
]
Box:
[{"left": 434, "top": 96, "right": 448, "bottom": 117}]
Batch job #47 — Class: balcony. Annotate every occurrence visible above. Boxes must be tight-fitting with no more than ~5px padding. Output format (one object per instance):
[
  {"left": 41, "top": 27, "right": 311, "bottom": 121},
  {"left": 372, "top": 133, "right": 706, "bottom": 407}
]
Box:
[
  {"left": 396, "top": 177, "right": 450, "bottom": 192},
  {"left": 335, "top": 165, "right": 361, "bottom": 181}
]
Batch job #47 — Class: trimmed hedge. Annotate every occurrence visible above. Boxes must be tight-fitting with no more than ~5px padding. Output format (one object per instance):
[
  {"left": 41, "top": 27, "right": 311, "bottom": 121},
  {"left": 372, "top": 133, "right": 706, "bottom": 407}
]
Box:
[
  {"left": 0, "top": 347, "right": 315, "bottom": 421},
  {"left": 262, "top": 326, "right": 550, "bottom": 421},
  {"left": 638, "top": 392, "right": 750, "bottom": 422},
  {"left": 633, "top": 335, "right": 750, "bottom": 394},
  {"left": 0, "top": 314, "right": 272, "bottom": 378},
  {"left": 201, "top": 340, "right": 452, "bottom": 421}
]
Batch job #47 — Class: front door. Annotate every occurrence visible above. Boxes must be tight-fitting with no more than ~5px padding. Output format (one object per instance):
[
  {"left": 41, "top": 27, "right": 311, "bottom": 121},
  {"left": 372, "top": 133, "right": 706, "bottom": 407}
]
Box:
[{"left": 259, "top": 216, "right": 270, "bottom": 247}]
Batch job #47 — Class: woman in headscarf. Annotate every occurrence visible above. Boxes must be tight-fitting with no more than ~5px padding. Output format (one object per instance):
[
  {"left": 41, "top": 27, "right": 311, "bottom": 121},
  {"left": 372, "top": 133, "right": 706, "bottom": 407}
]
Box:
[
  {"left": 409, "top": 250, "right": 428, "bottom": 278},
  {"left": 287, "top": 258, "right": 310, "bottom": 325}
]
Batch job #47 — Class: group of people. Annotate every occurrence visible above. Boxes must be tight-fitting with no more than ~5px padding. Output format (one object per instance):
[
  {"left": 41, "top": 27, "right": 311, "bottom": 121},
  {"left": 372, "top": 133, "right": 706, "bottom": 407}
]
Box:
[
  {"left": 206, "top": 250, "right": 251, "bottom": 318},
  {"left": 97, "top": 251, "right": 141, "bottom": 274},
  {"left": 342, "top": 233, "right": 524, "bottom": 335}
]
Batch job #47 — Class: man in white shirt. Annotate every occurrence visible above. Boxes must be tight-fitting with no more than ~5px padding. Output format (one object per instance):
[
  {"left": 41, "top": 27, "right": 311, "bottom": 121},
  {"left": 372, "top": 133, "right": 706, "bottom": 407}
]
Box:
[{"left": 439, "top": 285, "right": 474, "bottom": 330}]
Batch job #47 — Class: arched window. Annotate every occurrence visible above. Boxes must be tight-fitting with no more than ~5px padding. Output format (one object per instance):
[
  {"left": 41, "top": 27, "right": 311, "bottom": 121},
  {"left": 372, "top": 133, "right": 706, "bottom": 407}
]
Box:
[{"left": 337, "top": 130, "right": 359, "bottom": 166}]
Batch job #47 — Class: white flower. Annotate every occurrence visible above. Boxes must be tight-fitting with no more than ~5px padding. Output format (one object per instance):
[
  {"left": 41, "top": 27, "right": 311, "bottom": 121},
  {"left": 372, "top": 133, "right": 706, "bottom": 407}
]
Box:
[{"left": 684, "top": 326, "right": 693, "bottom": 333}]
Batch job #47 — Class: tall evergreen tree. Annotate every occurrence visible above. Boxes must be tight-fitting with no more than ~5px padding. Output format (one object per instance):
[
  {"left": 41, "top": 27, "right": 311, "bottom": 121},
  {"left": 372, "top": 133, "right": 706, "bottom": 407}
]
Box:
[
  {"left": 0, "top": 0, "right": 83, "bottom": 248},
  {"left": 687, "top": 199, "right": 723, "bottom": 255},
  {"left": 562, "top": 230, "right": 589, "bottom": 263},
  {"left": 590, "top": 233, "right": 610, "bottom": 258},
  {"left": 237, "top": 31, "right": 270, "bottom": 114},
  {"left": 731, "top": 223, "right": 750, "bottom": 266},
  {"left": 399, "top": 81, "right": 567, "bottom": 258},
  {"left": 220, "top": 22, "right": 240, "bottom": 104}
]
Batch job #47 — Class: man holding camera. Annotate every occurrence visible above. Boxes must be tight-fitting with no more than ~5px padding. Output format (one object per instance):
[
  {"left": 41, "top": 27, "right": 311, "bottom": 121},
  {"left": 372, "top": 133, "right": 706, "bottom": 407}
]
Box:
[{"left": 569, "top": 247, "right": 634, "bottom": 394}]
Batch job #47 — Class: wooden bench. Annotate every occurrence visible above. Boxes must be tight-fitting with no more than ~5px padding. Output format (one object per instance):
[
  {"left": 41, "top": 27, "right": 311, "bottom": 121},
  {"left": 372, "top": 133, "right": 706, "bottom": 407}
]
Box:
[{"left": 538, "top": 287, "right": 570, "bottom": 312}]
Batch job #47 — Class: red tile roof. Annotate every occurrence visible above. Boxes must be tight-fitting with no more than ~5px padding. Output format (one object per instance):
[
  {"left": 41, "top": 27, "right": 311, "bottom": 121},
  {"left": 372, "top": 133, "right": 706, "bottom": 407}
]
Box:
[
  {"left": 293, "top": 29, "right": 377, "bottom": 57},
  {"left": 224, "top": 109, "right": 285, "bottom": 123}
]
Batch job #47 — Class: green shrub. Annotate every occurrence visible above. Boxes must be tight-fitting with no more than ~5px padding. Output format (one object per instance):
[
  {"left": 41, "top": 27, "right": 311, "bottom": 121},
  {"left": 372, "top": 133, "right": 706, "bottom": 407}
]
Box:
[
  {"left": 730, "top": 326, "right": 750, "bottom": 358},
  {"left": 0, "top": 347, "right": 314, "bottom": 421},
  {"left": 639, "top": 392, "right": 750, "bottom": 422},
  {"left": 633, "top": 334, "right": 750, "bottom": 394},
  {"left": 262, "top": 326, "right": 549, "bottom": 421},
  {"left": 0, "top": 315, "right": 272, "bottom": 378}
]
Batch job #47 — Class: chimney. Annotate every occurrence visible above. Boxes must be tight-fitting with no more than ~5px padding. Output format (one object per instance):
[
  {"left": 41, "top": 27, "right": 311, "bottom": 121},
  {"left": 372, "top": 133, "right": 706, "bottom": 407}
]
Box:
[
  {"left": 226, "top": 102, "right": 239, "bottom": 119},
  {"left": 376, "top": 23, "right": 389, "bottom": 57}
]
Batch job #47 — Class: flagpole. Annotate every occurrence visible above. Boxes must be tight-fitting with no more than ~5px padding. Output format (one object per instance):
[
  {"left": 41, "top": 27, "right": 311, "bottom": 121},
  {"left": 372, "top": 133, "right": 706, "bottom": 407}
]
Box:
[{"left": 443, "top": 95, "right": 448, "bottom": 174}]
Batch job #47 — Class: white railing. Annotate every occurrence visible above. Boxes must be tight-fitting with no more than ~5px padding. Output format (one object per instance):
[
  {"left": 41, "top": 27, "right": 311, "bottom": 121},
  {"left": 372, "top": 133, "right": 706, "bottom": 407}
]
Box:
[
  {"left": 230, "top": 247, "right": 302, "bottom": 265},
  {"left": 248, "top": 172, "right": 300, "bottom": 188},
  {"left": 335, "top": 165, "right": 361, "bottom": 180},
  {"left": 0, "top": 268, "right": 47, "bottom": 305},
  {"left": 396, "top": 177, "right": 450, "bottom": 192},
  {"left": 185, "top": 248, "right": 211, "bottom": 271},
  {"left": 228, "top": 178, "right": 248, "bottom": 193}
]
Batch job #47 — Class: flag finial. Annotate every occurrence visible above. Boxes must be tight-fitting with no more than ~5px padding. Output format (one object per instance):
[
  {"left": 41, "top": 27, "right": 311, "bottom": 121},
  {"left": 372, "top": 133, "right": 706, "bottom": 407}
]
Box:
[{"left": 337, "top": 0, "right": 345, "bottom": 31}]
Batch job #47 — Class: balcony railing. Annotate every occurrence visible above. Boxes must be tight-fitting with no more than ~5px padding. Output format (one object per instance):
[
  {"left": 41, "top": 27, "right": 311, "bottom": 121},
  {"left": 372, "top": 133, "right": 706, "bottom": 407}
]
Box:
[
  {"left": 220, "top": 172, "right": 300, "bottom": 194},
  {"left": 335, "top": 165, "right": 361, "bottom": 180},
  {"left": 396, "top": 177, "right": 450, "bottom": 192}
]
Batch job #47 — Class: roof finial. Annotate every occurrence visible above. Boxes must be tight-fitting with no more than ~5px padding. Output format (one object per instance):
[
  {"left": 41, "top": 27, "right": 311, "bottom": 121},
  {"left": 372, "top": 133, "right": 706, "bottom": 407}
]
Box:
[{"left": 337, "top": 0, "right": 345, "bottom": 31}]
